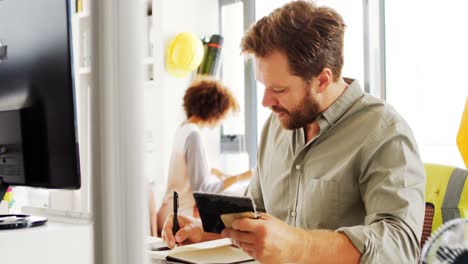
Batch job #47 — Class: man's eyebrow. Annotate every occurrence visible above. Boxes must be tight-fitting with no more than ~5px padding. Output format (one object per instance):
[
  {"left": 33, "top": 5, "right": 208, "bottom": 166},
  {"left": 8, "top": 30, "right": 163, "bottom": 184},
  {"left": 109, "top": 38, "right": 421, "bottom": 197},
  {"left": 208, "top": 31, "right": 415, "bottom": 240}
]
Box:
[
  {"left": 270, "top": 85, "right": 289, "bottom": 90},
  {"left": 254, "top": 78, "right": 288, "bottom": 89},
  {"left": 259, "top": 83, "right": 288, "bottom": 89}
]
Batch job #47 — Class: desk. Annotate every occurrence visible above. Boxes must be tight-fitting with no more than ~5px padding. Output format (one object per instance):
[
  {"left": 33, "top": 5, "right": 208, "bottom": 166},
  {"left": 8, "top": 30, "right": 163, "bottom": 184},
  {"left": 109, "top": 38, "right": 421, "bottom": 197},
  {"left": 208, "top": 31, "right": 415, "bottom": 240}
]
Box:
[{"left": 0, "top": 221, "right": 93, "bottom": 264}]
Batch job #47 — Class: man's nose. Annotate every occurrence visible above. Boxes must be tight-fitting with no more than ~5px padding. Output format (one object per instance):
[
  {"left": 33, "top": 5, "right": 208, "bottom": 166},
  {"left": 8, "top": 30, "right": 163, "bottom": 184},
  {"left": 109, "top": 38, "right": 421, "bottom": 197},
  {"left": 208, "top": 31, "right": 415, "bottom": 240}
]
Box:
[{"left": 262, "top": 89, "right": 277, "bottom": 108}]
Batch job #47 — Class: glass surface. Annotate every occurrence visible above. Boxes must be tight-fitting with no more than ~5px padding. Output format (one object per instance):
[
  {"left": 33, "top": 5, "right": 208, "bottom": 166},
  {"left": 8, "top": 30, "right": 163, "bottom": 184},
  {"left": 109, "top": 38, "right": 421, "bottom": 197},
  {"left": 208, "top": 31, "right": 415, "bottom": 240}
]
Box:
[
  {"left": 219, "top": 1, "right": 250, "bottom": 173},
  {"left": 385, "top": 1, "right": 468, "bottom": 167},
  {"left": 221, "top": 1, "right": 246, "bottom": 136}
]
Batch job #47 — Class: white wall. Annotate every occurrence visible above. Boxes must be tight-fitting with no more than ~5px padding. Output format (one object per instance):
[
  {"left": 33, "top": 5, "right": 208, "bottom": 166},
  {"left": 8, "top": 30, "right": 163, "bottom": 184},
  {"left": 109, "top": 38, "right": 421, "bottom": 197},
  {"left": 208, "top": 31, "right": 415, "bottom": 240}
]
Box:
[{"left": 152, "top": 0, "right": 220, "bottom": 208}]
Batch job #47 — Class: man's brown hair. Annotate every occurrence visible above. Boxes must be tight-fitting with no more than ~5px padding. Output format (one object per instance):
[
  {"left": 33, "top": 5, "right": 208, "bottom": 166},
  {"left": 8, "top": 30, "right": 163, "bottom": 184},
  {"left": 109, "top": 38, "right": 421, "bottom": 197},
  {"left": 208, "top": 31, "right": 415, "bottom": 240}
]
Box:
[
  {"left": 183, "top": 79, "right": 239, "bottom": 124},
  {"left": 241, "top": 0, "right": 346, "bottom": 82}
]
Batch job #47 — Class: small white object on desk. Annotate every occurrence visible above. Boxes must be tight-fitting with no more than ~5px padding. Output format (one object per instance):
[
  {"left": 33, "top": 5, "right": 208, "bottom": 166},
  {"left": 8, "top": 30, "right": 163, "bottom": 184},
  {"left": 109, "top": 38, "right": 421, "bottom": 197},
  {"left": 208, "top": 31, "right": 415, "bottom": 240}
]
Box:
[{"left": 0, "top": 200, "right": 9, "bottom": 214}]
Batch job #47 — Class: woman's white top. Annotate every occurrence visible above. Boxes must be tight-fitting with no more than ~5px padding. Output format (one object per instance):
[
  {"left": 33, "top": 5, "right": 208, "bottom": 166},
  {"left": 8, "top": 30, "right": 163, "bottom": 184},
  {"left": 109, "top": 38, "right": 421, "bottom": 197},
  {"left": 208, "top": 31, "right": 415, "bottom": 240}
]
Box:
[{"left": 158, "top": 123, "right": 223, "bottom": 223}]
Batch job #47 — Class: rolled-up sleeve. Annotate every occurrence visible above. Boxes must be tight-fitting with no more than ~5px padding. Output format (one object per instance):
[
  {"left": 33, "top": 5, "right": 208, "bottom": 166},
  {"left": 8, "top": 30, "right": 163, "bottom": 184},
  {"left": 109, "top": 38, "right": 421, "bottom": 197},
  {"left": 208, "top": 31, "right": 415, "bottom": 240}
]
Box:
[{"left": 338, "top": 122, "right": 426, "bottom": 263}]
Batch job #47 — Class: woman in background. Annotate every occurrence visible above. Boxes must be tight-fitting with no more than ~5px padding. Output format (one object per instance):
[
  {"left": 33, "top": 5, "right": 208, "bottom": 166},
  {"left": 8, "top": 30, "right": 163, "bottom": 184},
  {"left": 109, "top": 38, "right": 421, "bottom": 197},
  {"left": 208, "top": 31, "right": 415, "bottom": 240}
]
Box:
[{"left": 156, "top": 79, "right": 252, "bottom": 234}]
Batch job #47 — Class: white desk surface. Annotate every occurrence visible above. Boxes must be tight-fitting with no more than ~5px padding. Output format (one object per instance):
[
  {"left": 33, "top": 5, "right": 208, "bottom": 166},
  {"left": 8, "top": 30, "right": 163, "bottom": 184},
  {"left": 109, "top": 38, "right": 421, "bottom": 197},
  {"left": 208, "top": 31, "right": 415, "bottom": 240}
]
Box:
[{"left": 0, "top": 221, "right": 93, "bottom": 264}]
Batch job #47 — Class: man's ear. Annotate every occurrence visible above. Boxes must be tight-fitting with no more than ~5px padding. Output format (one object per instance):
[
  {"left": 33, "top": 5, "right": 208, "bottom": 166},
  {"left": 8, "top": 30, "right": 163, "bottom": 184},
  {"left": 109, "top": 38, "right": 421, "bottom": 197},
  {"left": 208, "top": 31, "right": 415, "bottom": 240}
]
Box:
[{"left": 316, "top": 68, "right": 333, "bottom": 93}]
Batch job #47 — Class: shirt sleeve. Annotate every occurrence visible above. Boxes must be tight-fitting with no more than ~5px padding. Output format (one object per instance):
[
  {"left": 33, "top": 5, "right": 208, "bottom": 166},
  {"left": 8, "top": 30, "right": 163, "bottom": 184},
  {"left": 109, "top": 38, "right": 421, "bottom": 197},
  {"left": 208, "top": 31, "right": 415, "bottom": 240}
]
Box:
[
  {"left": 185, "top": 131, "right": 223, "bottom": 193},
  {"left": 337, "top": 122, "right": 426, "bottom": 264}
]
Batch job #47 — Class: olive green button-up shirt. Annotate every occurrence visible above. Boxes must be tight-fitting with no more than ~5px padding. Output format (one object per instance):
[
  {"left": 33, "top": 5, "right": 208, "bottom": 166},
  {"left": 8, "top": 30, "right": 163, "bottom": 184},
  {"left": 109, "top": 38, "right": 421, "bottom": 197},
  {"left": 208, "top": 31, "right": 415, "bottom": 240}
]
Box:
[{"left": 248, "top": 79, "right": 426, "bottom": 263}]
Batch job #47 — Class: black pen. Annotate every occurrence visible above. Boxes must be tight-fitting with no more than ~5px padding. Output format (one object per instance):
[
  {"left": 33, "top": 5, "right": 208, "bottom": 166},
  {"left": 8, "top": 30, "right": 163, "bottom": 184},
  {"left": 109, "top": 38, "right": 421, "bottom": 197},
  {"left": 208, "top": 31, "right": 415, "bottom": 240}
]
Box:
[{"left": 173, "top": 191, "right": 180, "bottom": 237}]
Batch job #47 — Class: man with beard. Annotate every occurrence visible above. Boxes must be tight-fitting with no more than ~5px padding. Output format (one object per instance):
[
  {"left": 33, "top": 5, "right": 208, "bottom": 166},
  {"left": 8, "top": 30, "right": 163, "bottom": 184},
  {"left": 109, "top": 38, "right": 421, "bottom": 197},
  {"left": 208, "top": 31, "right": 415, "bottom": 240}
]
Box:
[{"left": 162, "top": 1, "right": 426, "bottom": 263}]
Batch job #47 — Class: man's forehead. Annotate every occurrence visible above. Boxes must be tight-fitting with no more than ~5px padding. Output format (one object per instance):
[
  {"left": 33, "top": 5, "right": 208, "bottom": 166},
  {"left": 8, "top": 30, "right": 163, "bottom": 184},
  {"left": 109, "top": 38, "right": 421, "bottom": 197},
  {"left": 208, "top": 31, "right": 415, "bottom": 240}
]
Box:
[
  {"left": 254, "top": 56, "right": 294, "bottom": 84},
  {"left": 254, "top": 65, "right": 305, "bottom": 89}
]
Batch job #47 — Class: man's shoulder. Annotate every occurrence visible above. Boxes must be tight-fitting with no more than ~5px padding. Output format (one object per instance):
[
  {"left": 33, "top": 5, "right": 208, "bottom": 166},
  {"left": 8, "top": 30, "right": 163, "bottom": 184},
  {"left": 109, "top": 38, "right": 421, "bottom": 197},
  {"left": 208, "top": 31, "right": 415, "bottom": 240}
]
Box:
[{"left": 354, "top": 94, "right": 409, "bottom": 130}]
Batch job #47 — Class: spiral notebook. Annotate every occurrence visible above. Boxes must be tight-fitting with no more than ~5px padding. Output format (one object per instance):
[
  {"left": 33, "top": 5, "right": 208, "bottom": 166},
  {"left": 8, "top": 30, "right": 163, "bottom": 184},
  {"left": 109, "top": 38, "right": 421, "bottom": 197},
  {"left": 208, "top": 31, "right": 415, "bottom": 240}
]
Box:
[{"left": 149, "top": 238, "right": 255, "bottom": 264}]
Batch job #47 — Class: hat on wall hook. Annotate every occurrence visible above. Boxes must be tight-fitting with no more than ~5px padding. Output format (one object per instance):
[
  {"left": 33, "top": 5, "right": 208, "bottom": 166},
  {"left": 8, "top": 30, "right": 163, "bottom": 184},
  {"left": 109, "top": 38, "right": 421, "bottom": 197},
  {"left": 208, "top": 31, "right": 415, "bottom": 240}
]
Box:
[{"left": 165, "top": 32, "right": 204, "bottom": 78}]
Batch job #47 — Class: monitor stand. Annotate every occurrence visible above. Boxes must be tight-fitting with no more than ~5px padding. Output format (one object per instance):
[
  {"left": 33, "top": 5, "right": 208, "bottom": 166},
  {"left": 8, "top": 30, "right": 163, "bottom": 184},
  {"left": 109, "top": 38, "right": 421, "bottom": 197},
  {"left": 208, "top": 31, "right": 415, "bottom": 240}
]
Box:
[{"left": 0, "top": 181, "right": 48, "bottom": 230}]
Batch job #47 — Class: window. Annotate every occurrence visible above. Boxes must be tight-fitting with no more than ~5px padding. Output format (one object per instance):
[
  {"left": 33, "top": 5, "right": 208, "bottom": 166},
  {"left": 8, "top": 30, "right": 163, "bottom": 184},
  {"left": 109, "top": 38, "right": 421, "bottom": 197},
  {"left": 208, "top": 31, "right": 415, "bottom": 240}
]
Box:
[
  {"left": 221, "top": 1, "right": 246, "bottom": 139},
  {"left": 219, "top": 0, "right": 256, "bottom": 170},
  {"left": 385, "top": 1, "right": 468, "bottom": 167}
]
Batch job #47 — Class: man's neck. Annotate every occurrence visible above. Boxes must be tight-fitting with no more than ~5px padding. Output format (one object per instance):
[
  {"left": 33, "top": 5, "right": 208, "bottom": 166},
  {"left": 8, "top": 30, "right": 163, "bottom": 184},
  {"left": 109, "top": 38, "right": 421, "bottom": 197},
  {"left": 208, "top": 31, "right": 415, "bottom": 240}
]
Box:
[
  {"left": 303, "top": 121, "right": 320, "bottom": 143},
  {"left": 303, "top": 78, "right": 349, "bottom": 143},
  {"left": 318, "top": 78, "right": 348, "bottom": 112}
]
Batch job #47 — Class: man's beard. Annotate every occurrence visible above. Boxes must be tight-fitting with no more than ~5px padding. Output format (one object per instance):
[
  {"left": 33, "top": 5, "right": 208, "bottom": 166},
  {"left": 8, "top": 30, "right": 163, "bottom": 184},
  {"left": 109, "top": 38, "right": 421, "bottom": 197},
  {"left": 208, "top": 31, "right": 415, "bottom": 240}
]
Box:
[{"left": 272, "top": 91, "right": 320, "bottom": 130}]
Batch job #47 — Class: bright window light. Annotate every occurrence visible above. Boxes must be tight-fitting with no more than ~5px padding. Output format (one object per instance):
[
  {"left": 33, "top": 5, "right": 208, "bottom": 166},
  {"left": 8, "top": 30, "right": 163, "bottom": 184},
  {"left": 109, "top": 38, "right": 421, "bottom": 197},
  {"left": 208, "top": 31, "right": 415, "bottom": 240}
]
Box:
[{"left": 385, "top": 1, "right": 468, "bottom": 168}]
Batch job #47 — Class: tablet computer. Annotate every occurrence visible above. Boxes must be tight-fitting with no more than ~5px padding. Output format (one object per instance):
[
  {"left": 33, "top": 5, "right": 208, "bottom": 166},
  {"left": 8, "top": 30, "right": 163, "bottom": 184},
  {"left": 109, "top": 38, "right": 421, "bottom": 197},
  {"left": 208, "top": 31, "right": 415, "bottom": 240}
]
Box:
[{"left": 193, "top": 192, "right": 259, "bottom": 234}]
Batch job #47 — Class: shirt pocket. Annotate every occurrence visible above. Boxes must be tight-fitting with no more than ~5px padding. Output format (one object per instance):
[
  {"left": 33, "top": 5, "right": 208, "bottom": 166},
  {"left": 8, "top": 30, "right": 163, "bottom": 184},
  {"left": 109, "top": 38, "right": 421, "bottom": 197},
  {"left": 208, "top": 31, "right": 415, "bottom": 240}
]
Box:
[{"left": 301, "top": 178, "right": 340, "bottom": 230}]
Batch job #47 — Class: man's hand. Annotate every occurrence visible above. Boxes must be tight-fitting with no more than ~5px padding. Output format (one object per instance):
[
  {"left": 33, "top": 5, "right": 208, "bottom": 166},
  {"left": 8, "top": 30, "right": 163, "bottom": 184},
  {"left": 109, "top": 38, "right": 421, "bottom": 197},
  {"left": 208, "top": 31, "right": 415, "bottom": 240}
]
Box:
[
  {"left": 161, "top": 214, "right": 204, "bottom": 248},
  {"left": 221, "top": 213, "right": 302, "bottom": 264},
  {"left": 222, "top": 213, "right": 361, "bottom": 263}
]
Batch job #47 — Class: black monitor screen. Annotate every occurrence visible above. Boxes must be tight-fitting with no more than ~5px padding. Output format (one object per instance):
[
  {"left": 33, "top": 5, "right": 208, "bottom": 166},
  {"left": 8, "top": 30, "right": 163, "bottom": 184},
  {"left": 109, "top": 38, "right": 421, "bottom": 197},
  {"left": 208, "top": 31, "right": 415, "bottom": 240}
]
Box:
[{"left": 0, "top": 0, "right": 80, "bottom": 189}]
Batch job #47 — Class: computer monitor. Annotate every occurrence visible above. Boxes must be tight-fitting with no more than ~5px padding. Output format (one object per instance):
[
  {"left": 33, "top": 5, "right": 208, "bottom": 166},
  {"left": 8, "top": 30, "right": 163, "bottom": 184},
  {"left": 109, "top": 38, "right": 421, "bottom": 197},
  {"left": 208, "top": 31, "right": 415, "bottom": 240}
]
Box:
[{"left": 0, "top": 0, "right": 81, "bottom": 206}]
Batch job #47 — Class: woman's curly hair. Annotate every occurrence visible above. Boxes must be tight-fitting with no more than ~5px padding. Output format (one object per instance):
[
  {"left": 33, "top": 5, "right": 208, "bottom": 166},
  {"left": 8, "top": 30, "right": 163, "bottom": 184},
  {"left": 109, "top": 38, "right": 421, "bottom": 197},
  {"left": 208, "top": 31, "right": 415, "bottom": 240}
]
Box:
[{"left": 183, "top": 79, "right": 239, "bottom": 124}]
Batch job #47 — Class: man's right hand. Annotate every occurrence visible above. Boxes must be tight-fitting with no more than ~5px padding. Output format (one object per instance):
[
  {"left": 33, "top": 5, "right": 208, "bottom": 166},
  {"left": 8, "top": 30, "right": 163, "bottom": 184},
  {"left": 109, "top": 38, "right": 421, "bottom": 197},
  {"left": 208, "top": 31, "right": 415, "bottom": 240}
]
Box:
[{"left": 161, "top": 214, "right": 204, "bottom": 248}]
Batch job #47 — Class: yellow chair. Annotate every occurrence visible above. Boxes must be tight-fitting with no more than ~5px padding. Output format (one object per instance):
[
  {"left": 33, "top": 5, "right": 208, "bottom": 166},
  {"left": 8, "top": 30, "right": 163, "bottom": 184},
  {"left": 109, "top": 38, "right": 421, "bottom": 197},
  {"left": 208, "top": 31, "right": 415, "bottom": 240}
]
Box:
[
  {"left": 457, "top": 97, "right": 468, "bottom": 168},
  {"left": 421, "top": 97, "right": 468, "bottom": 248},
  {"left": 421, "top": 163, "right": 468, "bottom": 247}
]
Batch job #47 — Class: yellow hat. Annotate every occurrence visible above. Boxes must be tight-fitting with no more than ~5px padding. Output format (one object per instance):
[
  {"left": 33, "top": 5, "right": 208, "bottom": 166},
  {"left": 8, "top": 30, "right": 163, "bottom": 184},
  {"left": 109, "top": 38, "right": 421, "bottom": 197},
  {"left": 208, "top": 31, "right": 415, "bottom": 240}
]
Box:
[{"left": 165, "top": 32, "right": 204, "bottom": 78}]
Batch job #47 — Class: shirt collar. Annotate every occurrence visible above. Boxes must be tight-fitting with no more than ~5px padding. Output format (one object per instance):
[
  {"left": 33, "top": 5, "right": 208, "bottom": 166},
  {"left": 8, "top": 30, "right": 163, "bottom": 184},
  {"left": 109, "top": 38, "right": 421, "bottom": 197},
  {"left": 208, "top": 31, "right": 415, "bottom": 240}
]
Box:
[
  {"left": 293, "top": 78, "right": 365, "bottom": 150},
  {"left": 320, "top": 78, "right": 365, "bottom": 127}
]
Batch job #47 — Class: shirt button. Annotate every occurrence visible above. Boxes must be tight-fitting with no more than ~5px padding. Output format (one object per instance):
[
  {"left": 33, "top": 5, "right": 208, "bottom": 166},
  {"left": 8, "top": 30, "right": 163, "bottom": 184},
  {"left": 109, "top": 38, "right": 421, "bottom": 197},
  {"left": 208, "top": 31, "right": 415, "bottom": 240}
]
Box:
[
  {"left": 290, "top": 211, "right": 296, "bottom": 217},
  {"left": 295, "top": 164, "right": 301, "bottom": 170}
]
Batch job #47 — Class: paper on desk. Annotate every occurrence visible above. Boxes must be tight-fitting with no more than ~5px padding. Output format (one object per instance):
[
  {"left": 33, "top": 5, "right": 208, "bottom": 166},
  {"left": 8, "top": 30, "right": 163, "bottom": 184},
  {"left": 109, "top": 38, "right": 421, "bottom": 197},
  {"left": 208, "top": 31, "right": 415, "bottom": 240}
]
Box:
[
  {"left": 148, "top": 238, "right": 233, "bottom": 260},
  {"left": 167, "top": 244, "right": 253, "bottom": 264}
]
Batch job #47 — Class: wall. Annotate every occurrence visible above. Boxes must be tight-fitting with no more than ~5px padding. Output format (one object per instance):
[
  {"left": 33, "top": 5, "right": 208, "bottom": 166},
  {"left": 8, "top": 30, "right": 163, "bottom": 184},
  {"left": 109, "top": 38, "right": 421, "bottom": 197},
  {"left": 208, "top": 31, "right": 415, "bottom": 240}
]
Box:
[{"left": 151, "top": 0, "right": 220, "bottom": 208}]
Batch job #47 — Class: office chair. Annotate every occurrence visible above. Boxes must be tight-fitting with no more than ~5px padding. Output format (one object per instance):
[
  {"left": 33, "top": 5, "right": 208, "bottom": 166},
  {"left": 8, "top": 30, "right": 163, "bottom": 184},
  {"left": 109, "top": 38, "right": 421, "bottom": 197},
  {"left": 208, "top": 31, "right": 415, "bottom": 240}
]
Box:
[{"left": 421, "top": 163, "right": 468, "bottom": 248}]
